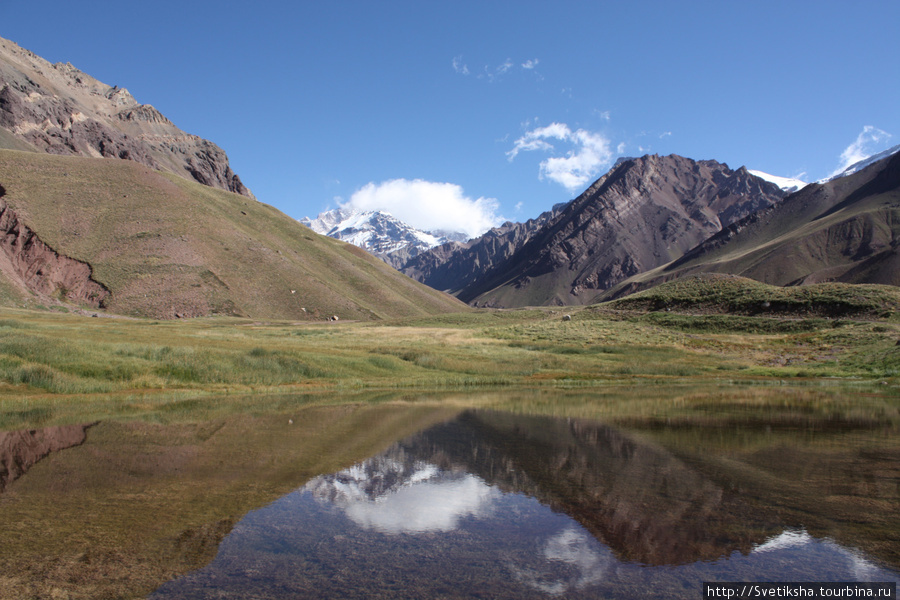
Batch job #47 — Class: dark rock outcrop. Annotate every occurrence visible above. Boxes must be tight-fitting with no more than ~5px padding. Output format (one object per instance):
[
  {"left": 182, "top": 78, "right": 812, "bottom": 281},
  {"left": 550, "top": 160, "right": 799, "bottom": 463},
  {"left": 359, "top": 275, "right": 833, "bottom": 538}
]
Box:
[{"left": 0, "top": 36, "right": 252, "bottom": 197}]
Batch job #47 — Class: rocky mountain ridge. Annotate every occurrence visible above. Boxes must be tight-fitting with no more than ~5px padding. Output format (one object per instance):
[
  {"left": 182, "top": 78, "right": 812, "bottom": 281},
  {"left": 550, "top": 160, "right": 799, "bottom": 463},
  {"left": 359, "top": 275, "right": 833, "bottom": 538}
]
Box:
[
  {"left": 403, "top": 154, "right": 786, "bottom": 307},
  {"left": 0, "top": 36, "right": 251, "bottom": 197},
  {"left": 301, "top": 207, "right": 468, "bottom": 269},
  {"left": 603, "top": 149, "right": 900, "bottom": 298},
  {"left": 401, "top": 202, "right": 569, "bottom": 294}
]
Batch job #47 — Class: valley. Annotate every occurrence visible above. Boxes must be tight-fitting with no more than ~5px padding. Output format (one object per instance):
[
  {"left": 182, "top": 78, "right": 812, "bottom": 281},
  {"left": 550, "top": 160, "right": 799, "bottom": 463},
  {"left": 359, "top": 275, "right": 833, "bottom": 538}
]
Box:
[{"left": 0, "top": 28, "right": 898, "bottom": 600}]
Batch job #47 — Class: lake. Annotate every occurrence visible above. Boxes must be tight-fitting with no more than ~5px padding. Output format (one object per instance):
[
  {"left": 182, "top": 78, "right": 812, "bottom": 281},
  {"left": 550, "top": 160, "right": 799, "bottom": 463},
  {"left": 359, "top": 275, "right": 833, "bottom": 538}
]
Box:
[{"left": 1, "top": 387, "right": 898, "bottom": 599}]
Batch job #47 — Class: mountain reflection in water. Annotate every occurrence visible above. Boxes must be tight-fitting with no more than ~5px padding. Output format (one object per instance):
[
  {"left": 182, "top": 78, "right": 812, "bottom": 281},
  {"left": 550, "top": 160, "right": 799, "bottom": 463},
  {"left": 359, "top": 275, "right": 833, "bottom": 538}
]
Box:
[
  {"left": 151, "top": 410, "right": 899, "bottom": 600},
  {"left": 307, "top": 456, "right": 500, "bottom": 534}
]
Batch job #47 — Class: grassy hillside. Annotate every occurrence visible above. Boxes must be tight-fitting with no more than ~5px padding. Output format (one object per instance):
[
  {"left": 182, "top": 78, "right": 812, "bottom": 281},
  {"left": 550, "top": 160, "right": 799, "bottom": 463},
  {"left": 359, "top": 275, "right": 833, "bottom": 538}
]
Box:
[
  {"left": 607, "top": 274, "right": 900, "bottom": 319},
  {"left": 0, "top": 149, "right": 466, "bottom": 320}
]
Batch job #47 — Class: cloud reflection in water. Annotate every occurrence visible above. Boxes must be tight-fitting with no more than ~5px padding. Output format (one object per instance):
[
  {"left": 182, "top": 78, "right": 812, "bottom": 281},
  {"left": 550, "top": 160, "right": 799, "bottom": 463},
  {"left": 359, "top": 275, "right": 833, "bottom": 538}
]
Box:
[
  {"left": 305, "top": 457, "right": 501, "bottom": 534},
  {"left": 509, "top": 527, "right": 611, "bottom": 596},
  {"left": 148, "top": 409, "right": 900, "bottom": 600},
  {"left": 303, "top": 454, "right": 610, "bottom": 597}
]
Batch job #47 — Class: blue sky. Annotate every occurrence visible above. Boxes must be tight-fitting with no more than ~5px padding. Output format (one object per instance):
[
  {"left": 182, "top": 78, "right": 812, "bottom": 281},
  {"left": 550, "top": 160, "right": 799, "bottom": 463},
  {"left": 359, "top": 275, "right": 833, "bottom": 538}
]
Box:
[{"left": 2, "top": 1, "right": 898, "bottom": 237}]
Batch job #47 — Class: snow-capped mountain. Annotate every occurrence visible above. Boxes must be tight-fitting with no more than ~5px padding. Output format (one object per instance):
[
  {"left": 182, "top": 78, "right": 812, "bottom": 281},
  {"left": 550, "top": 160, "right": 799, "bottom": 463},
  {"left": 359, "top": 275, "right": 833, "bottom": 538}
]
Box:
[
  {"left": 748, "top": 170, "right": 808, "bottom": 194},
  {"left": 820, "top": 144, "right": 900, "bottom": 183},
  {"left": 300, "top": 208, "right": 468, "bottom": 269}
]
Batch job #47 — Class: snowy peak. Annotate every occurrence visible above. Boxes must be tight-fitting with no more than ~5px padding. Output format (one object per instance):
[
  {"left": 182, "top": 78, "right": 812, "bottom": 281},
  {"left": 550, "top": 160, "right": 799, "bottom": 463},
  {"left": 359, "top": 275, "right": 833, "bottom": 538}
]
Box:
[
  {"left": 300, "top": 208, "right": 468, "bottom": 268},
  {"left": 820, "top": 144, "right": 900, "bottom": 183},
  {"left": 748, "top": 170, "right": 808, "bottom": 194}
]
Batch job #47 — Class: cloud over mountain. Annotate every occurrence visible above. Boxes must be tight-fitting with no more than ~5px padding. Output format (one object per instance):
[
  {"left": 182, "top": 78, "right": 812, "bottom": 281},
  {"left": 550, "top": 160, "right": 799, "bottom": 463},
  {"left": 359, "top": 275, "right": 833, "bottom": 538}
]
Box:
[
  {"left": 507, "top": 123, "right": 616, "bottom": 192},
  {"left": 346, "top": 179, "right": 502, "bottom": 239},
  {"left": 828, "top": 125, "right": 893, "bottom": 179}
]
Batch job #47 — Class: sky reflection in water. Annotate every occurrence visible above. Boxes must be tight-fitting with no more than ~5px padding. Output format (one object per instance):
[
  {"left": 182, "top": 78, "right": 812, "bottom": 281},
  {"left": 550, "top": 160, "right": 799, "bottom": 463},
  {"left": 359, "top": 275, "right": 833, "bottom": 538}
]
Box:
[{"left": 150, "top": 411, "right": 900, "bottom": 600}]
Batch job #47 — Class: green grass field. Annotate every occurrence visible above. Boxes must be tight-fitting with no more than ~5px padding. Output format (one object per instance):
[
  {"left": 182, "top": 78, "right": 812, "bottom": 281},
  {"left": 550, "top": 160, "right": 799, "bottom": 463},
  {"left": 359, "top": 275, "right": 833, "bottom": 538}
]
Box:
[{"left": 1, "top": 278, "right": 898, "bottom": 429}]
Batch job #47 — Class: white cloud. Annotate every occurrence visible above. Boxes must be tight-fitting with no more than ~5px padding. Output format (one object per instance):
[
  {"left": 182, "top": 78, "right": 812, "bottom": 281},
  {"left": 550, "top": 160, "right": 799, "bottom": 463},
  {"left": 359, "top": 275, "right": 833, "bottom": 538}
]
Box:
[
  {"left": 659, "top": 131, "right": 672, "bottom": 139},
  {"left": 829, "top": 125, "right": 892, "bottom": 177},
  {"left": 452, "top": 55, "right": 469, "bottom": 75},
  {"left": 506, "top": 122, "right": 571, "bottom": 160},
  {"left": 346, "top": 178, "right": 502, "bottom": 238},
  {"left": 456, "top": 57, "right": 541, "bottom": 82},
  {"left": 616, "top": 142, "right": 626, "bottom": 154},
  {"left": 507, "top": 122, "right": 616, "bottom": 192}
]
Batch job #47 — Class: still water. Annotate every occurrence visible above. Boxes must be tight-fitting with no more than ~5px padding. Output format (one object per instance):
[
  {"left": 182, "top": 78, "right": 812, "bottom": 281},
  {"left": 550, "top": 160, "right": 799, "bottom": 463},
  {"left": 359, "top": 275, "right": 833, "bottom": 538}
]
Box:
[
  {"left": 151, "top": 408, "right": 898, "bottom": 599},
  {"left": 1, "top": 392, "right": 898, "bottom": 599}
]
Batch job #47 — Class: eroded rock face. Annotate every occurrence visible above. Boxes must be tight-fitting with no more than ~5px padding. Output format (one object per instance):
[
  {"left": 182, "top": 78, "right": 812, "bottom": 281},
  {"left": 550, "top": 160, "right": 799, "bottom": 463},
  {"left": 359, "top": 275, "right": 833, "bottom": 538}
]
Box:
[
  {"left": 405, "top": 154, "right": 785, "bottom": 307},
  {"left": 607, "top": 150, "right": 900, "bottom": 298},
  {"left": 0, "top": 36, "right": 252, "bottom": 197},
  {"left": 0, "top": 424, "right": 91, "bottom": 493},
  {"left": 0, "top": 194, "right": 109, "bottom": 307},
  {"left": 401, "top": 202, "right": 568, "bottom": 293}
]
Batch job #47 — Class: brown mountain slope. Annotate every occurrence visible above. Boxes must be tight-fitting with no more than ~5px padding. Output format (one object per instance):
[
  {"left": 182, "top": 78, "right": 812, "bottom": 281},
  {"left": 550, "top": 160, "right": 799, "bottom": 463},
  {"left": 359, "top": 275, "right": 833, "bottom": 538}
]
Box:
[
  {"left": 400, "top": 202, "right": 567, "bottom": 293},
  {"left": 0, "top": 36, "right": 251, "bottom": 197},
  {"left": 0, "top": 150, "right": 467, "bottom": 320},
  {"left": 407, "top": 154, "right": 784, "bottom": 308},
  {"left": 601, "top": 150, "right": 900, "bottom": 300}
]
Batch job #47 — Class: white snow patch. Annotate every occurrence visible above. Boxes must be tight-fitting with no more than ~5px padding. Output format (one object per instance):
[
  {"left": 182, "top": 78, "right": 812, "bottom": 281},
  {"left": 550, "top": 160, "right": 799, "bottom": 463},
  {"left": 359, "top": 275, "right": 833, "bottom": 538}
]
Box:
[
  {"left": 300, "top": 208, "right": 466, "bottom": 261},
  {"left": 748, "top": 170, "right": 808, "bottom": 193},
  {"left": 820, "top": 144, "right": 900, "bottom": 183}
]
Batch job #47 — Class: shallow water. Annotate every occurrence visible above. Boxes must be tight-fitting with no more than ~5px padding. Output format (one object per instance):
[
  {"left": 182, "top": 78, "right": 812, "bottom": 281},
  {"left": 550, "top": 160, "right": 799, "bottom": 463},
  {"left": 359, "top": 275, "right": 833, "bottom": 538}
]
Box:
[
  {"left": 150, "top": 408, "right": 899, "bottom": 599},
  {"left": 0, "top": 391, "right": 898, "bottom": 599}
]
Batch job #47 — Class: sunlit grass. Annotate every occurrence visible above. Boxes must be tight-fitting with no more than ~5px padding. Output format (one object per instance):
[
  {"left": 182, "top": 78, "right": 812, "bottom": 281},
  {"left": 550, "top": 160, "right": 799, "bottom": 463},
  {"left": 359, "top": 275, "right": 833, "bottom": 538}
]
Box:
[{"left": 0, "top": 299, "right": 897, "bottom": 415}]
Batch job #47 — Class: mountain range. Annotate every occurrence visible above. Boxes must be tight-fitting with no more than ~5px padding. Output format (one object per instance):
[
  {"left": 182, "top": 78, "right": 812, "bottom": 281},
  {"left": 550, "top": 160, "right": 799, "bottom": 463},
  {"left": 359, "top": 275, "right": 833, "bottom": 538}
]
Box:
[
  {"left": 0, "top": 34, "right": 897, "bottom": 319},
  {"left": 399, "top": 149, "right": 898, "bottom": 308},
  {"left": 603, "top": 147, "right": 900, "bottom": 299},
  {"left": 300, "top": 208, "right": 468, "bottom": 269},
  {"left": 402, "top": 154, "right": 787, "bottom": 307}
]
